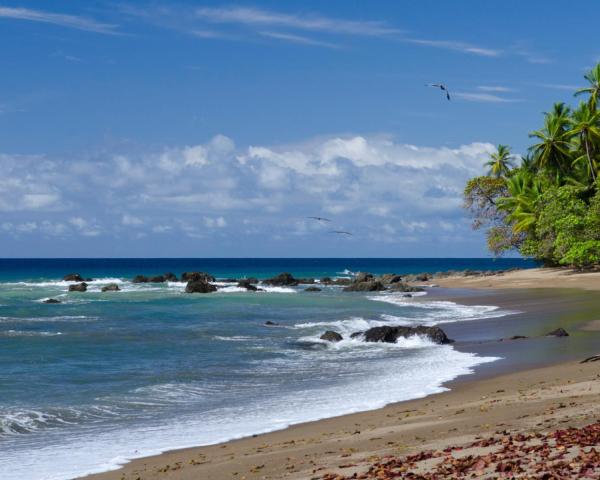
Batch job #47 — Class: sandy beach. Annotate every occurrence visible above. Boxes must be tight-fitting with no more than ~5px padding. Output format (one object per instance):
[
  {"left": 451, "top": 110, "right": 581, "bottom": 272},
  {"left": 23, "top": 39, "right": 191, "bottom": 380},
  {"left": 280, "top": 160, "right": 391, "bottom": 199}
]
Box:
[{"left": 81, "top": 267, "right": 600, "bottom": 480}]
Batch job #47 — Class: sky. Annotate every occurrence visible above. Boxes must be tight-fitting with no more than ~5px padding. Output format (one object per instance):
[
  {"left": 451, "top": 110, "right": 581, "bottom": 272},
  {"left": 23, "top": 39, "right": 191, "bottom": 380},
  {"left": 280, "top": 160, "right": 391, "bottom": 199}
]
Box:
[{"left": 0, "top": 0, "right": 598, "bottom": 258}]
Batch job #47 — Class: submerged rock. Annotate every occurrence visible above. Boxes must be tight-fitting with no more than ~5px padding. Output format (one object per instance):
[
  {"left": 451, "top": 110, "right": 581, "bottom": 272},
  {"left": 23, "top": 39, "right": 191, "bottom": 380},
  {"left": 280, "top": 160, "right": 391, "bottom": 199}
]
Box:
[
  {"left": 304, "top": 287, "right": 322, "bottom": 292},
  {"left": 351, "top": 325, "right": 452, "bottom": 345},
  {"left": 68, "top": 282, "right": 87, "bottom": 292},
  {"left": 262, "top": 272, "right": 299, "bottom": 286},
  {"left": 546, "top": 327, "right": 569, "bottom": 337},
  {"left": 389, "top": 282, "right": 425, "bottom": 293},
  {"left": 101, "top": 283, "right": 120, "bottom": 292},
  {"left": 148, "top": 275, "right": 166, "bottom": 283},
  {"left": 264, "top": 321, "right": 279, "bottom": 326},
  {"left": 181, "top": 272, "right": 215, "bottom": 283},
  {"left": 43, "top": 298, "right": 61, "bottom": 304},
  {"left": 320, "top": 330, "right": 343, "bottom": 342},
  {"left": 185, "top": 280, "right": 217, "bottom": 293},
  {"left": 63, "top": 273, "right": 83, "bottom": 282},
  {"left": 132, "top": 275, "right": 149, "bottom": 283}
]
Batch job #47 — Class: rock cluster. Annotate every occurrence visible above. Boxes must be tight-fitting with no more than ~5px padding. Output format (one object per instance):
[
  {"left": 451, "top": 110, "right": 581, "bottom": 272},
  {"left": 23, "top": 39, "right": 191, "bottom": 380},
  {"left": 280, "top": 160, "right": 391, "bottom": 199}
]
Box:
[{"left": 319, "top": 325, "right": 453, "bottom": 345}]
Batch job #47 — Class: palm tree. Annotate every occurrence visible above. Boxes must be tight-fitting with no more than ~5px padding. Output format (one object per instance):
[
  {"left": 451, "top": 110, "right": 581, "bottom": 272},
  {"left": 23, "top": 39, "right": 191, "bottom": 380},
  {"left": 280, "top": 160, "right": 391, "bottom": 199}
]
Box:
[
  {"left": 567, "top": 102, "right": 600, "bottom": 183},
  {"left": 575, "top": 63, "right": 600, "bottom": 111},
  {"left": 485, "top": 144, "right": 514, "bottom": 177},
  {"left": 529, "top": 109, "right": 571, "bottom": 175},
  {"left": 498, "top": 171, "right": 543, "bottom": 233}
]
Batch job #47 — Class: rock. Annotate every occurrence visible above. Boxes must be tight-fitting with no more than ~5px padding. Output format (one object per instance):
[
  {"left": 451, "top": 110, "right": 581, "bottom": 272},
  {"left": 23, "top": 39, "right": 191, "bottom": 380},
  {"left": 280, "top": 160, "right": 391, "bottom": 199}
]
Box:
[
  {"left": 148, "top": 275, "right": 166, "bottom": 283},
  {"left": 508, "top": 335, "right": 528, "bottom": 340},
  {"left": 262, "top": 272, "right": 299, "bottom": 286},
  {"left": 354, "top": 272, "right": 374, "bottom": 283},
  {"left": 304, "top": 287, "right": 322, "bottom": 292},
  {"left": 320, "top": 330, "right": 343, "bottom": 342},
  {"left": 63, "top": 273, "right": 84, "bottom": 282},
  {"left": 546, "top": 328, "right": 569, "bottom": 337},
  {"left": 343, "top": 280, "right": 386, "bottom": 292},
  {"left": 181, "top": 272, "right": 216, "bottom": 283},
  {"left": 163, "top": 272, "right": 178, "bottom": 282},
  {"left": 320, "top": 277, "right": 332, "bottom": 283},
  {"left": 581, "top": 354, "right": 600, "bottom": 363},
  {"left": 68, "top": 282, "right": 87, "bottom": 292},
  {"left": 298, "top": 278, "right": 315, "bottom": 284},
  {"left": 245, "top": 277, "right": 259, "bottom": 284},
  {"left": 389, "top": 282, "right": 425, "bottom": 293},
  {"left": 185, "top": 280, "right": 217, "bottom": 293},
  {"left": 379, "top": 273, "right": 402, "bottom": 284},
  {"left": 415, "top": 273, "right": 431, "bottom": 282},
  {"left": 351, "top": 325, "right": 452, "bottom": 345},
  {"left": 43, "top": 298, "right": 61, "bottom": 304},
  {"left": 132, "top": 275, "right": 149, "bottom": 283},
  {"left": 221, "top": 278, "right": 238, "bottom": 283},
  {"left": 264, "top": 321, "right": 279, "bottom": 326},
  {"left": 101, "top": 283, "right": 120, "bottom": 292},
  {"left": 238, "top": 280, "right": 258, "bottom": 291}
]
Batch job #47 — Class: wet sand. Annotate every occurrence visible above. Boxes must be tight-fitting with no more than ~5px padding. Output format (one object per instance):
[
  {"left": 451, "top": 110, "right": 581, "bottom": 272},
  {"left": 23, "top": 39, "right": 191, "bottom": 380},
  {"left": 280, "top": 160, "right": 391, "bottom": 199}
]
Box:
[{"left": 82, "top": 271, "right": 600, "bottom": 480}]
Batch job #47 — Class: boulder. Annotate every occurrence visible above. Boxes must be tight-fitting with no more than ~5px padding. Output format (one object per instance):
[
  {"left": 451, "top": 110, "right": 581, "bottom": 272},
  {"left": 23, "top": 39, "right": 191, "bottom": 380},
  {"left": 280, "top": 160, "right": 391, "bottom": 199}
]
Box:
[
  {"left": 181, "top": 272, "right": 215, "bottom": 283},
  {"left": 304, "top": 287, "right": 322, "bottom": 292},
  {"left": 320, "top": 330, "right": 343, "bottom": 342},
  {"left": 185, "top": 280, "right": 217, "bottom": 293},
  {"left": 221, "top": 278, "right": 238, "bottom": 283},
  {"left": 148, "top": 275, "right": 166, "bottom": 283},
  {"left": 264, "top": 321, "right": 279, "bottom": 326},
  {"left": 68, "top": 282, "right": 87, "bottom": 292},
  {"left": 245, "top": 277, "right": 259, "bottom": 284},
  {"left": 415, "top": 273, "right": 431, "bottom": 282},
  {"left": 354, "top": 272, "right": 373, "bottom": 283},
  {"left": 320, "top": 277, "right": 332, "bottom": 283},
  {"left": 298, "top": 278, "right": 316, "bottom": 284},
  {"left": 132, "top": 275, "right": 149, "bottom": 283},
  {"left": 63, "top": 273, "right": 83, "bottom": 282},
  {"left": 238, "top": 280, "right": 258, "bottom": 291},
  {"left": 101, "top": 283, "right": 120, "bottom": 292},
  {"left": 351, "top": 325, "right": 452, "bottom": 345},
  {"left": 262, "top": 272, "right": 299, "bottom": 286},
  {"left": 389, "top": 282, "right": 425, "bottom": 293},
  {"left": 546, "top": 328, "right": 569, "bottom": 337},
  {"left": 163, "top": 272, "right": 178, "bottom": 282},
  {"left": 343, "top": 280, "right": 386, "bottom": 292},
  {"left": 43, "top": 298, "right": 61, "bottom": 304},
  {"left": 379, "top": 273, "right": 402, "bottom": 284},
  {"left": 508, "top": 335, "right": 528, "bottom": 340}
]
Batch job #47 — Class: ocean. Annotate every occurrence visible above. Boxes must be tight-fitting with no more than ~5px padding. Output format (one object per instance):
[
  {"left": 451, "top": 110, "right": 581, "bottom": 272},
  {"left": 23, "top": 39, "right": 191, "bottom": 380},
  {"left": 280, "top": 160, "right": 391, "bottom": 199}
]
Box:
[{"left": 0, "top": 258, "right": 534, "bottom": 480}]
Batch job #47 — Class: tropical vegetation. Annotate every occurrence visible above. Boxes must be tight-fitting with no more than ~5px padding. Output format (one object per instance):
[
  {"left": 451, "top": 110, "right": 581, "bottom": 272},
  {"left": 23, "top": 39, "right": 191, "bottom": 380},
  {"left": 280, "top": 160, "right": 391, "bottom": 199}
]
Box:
[{"left": 464, "top": 63, "right": 600, "bottom": 268}]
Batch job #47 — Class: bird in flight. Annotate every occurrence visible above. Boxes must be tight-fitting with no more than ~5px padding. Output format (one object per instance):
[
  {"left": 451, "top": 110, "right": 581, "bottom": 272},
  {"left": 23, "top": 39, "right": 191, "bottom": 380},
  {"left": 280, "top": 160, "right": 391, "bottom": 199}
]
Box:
[
  {"left": 329, "top": 230, "right": 353, "bottom": 236},
  {"left": 306, "top": 216, "right": 332, "bottom": 222},
  {"left": 426, "top": 83, "right": 451, "bottom": 101}
]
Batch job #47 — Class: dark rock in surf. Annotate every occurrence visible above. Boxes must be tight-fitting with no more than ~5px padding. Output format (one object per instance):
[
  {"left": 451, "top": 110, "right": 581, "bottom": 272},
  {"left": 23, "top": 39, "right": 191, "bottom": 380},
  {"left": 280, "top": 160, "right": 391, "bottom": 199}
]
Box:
[
  {"left": 304, "top": 287, "right": 322, "bottom": 292},
  {"left": 343, "top": 280, "right": 386, "bottom": 292},
  {"left": 262, "top": 272, "right": 299, "bottom": 286},
  {"left": 163, "top": 272, "right": 178, "bottom": 282},
  {"left": 43, "top": 298, "right": 61, "bottom": 304},
  {"left": 298, "top": 278, "right": 315, "bottom": 284},
  {"left": 238, "top": 280, "right": 258, "bottom": 291},
  {"left": 264, "top": 321, "right": 279, "bottom": 326},
  {"left": 63, "top": 273, "right": 83, "bottom": 282},
  {"left": 68, "top": 282, "right": 87, "bottom": 292},
  {"left": 389, "top": 282, "right": 425, "bottom": 293},
  {"left": 507, "top": 335, "right": 528, "bottom": 340},
  {"left": 355, "top": 272, "right": 373, "bottom": 283},
  {"left": 221, "top": 278, "right": 238, "bottom": 283},
  {"left": 132, "top": 275, "right": 149, "bottom": 283},
  {"left": 320, "top": 330, "right": 343, "bottom": 342},
  {"left": 101, "top": 283, "right": 120, "bottom": 292},
  {"left": 181, "top": 272, "right": 215, "bottom": 283},
  {"left": 546, "top": 327, "right": 569, "bottom": 337},
  {"left": 320, "top": 277, "right": 332, "bottom": 283},
  {"left": 185, "top": 280, "right": 217, "bottom": 293},
  {"left": 351, "top": 325, "right": 452, "bottom": 345},
  {"left": 415, "top": 273, "right": 431, "bottom": 282},
  {"left": 149, "top": 275, "right": 166, "bottom": 283},
  {"left": 379, "top": 273, "right": 402, "bottom": 284}
]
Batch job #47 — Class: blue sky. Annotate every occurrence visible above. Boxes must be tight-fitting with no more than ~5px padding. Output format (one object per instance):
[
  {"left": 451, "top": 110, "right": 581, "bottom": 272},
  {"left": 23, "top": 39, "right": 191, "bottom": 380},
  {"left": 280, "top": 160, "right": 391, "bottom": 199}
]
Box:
[{"left": 0, "top": 1, "right": 597, "bottom": 257}]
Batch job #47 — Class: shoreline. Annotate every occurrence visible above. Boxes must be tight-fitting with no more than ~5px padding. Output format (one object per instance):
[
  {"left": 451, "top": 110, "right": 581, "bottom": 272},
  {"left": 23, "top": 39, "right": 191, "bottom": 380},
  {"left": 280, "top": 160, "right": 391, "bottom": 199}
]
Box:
[{"left": 81, "top": 269, "right": 600, "bottom": 480}]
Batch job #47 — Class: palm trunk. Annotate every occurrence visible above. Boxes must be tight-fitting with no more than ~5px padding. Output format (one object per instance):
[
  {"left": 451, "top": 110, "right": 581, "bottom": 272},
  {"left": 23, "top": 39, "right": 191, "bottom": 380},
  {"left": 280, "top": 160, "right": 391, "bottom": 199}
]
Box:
[{"left": 584, "top": 136, "right": 596, "bottom": 182}]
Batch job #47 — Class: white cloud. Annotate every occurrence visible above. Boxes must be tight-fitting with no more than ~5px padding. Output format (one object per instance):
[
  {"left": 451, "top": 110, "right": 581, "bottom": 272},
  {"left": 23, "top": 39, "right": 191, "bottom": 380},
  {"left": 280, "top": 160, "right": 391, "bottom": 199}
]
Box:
[
  {"left": 259, "top": 31, "right": 340, "bottom": 49},
  {"left": 0, "top": 134, "right": 494, "bottom": 248},
  {"left": 454, "top": 92, "right": 520, "bottom": 103},
  {"left": 404, "top": 38, "right": 501, "bottom": 57},
  {"left": 0, "top": 7, "right": 119, "bottom": 35},
  {"left": 477, "top": 86, "right": 514, "bottom": 93}
]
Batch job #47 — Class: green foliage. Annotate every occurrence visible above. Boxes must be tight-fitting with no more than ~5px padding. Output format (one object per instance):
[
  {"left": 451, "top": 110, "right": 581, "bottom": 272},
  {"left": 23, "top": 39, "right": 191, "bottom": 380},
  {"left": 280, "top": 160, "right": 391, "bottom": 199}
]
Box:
[{"left": 463, "top": 63, "right": 600, "bottom": 267}]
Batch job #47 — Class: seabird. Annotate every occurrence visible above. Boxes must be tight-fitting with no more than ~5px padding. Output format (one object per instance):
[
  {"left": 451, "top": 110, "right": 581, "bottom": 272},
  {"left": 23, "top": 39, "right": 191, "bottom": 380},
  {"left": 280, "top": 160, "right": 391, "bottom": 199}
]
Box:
[
  {"left": 306, "top": 216, "right": 332, "bottom": 222},
  {"left": 329, "top": 230, "right": 353, "bottom": 236},
  {"left": 426, "top": 83, "right": 451, "bottom": 101}
]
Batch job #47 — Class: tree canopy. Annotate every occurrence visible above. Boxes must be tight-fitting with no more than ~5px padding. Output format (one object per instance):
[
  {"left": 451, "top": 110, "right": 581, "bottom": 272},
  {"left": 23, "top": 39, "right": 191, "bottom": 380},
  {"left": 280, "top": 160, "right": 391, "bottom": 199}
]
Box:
[{"left": 464, "top": 63, "right": 600, "bottom": 268}]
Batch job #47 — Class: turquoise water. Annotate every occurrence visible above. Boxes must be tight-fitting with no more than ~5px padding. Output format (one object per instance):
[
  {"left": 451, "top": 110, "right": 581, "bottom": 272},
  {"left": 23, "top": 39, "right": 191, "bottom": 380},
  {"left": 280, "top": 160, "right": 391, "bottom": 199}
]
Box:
[{"left": 0, "top": 258, "right": 531, "bottom": 479}]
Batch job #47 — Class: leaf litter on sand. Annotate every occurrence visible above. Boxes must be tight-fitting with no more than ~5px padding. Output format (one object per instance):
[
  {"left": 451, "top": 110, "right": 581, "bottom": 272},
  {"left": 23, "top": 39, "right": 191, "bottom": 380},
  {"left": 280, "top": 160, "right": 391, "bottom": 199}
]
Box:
[{"left": 321, "top": 420, "right": 600, "bottom": 479}]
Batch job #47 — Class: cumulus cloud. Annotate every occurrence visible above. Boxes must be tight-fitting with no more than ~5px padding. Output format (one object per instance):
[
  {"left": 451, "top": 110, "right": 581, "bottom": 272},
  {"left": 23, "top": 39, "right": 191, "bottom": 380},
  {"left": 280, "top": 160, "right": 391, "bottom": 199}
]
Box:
[{"left": 0, "top": 134, "right": 494, "bottom": 250}]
